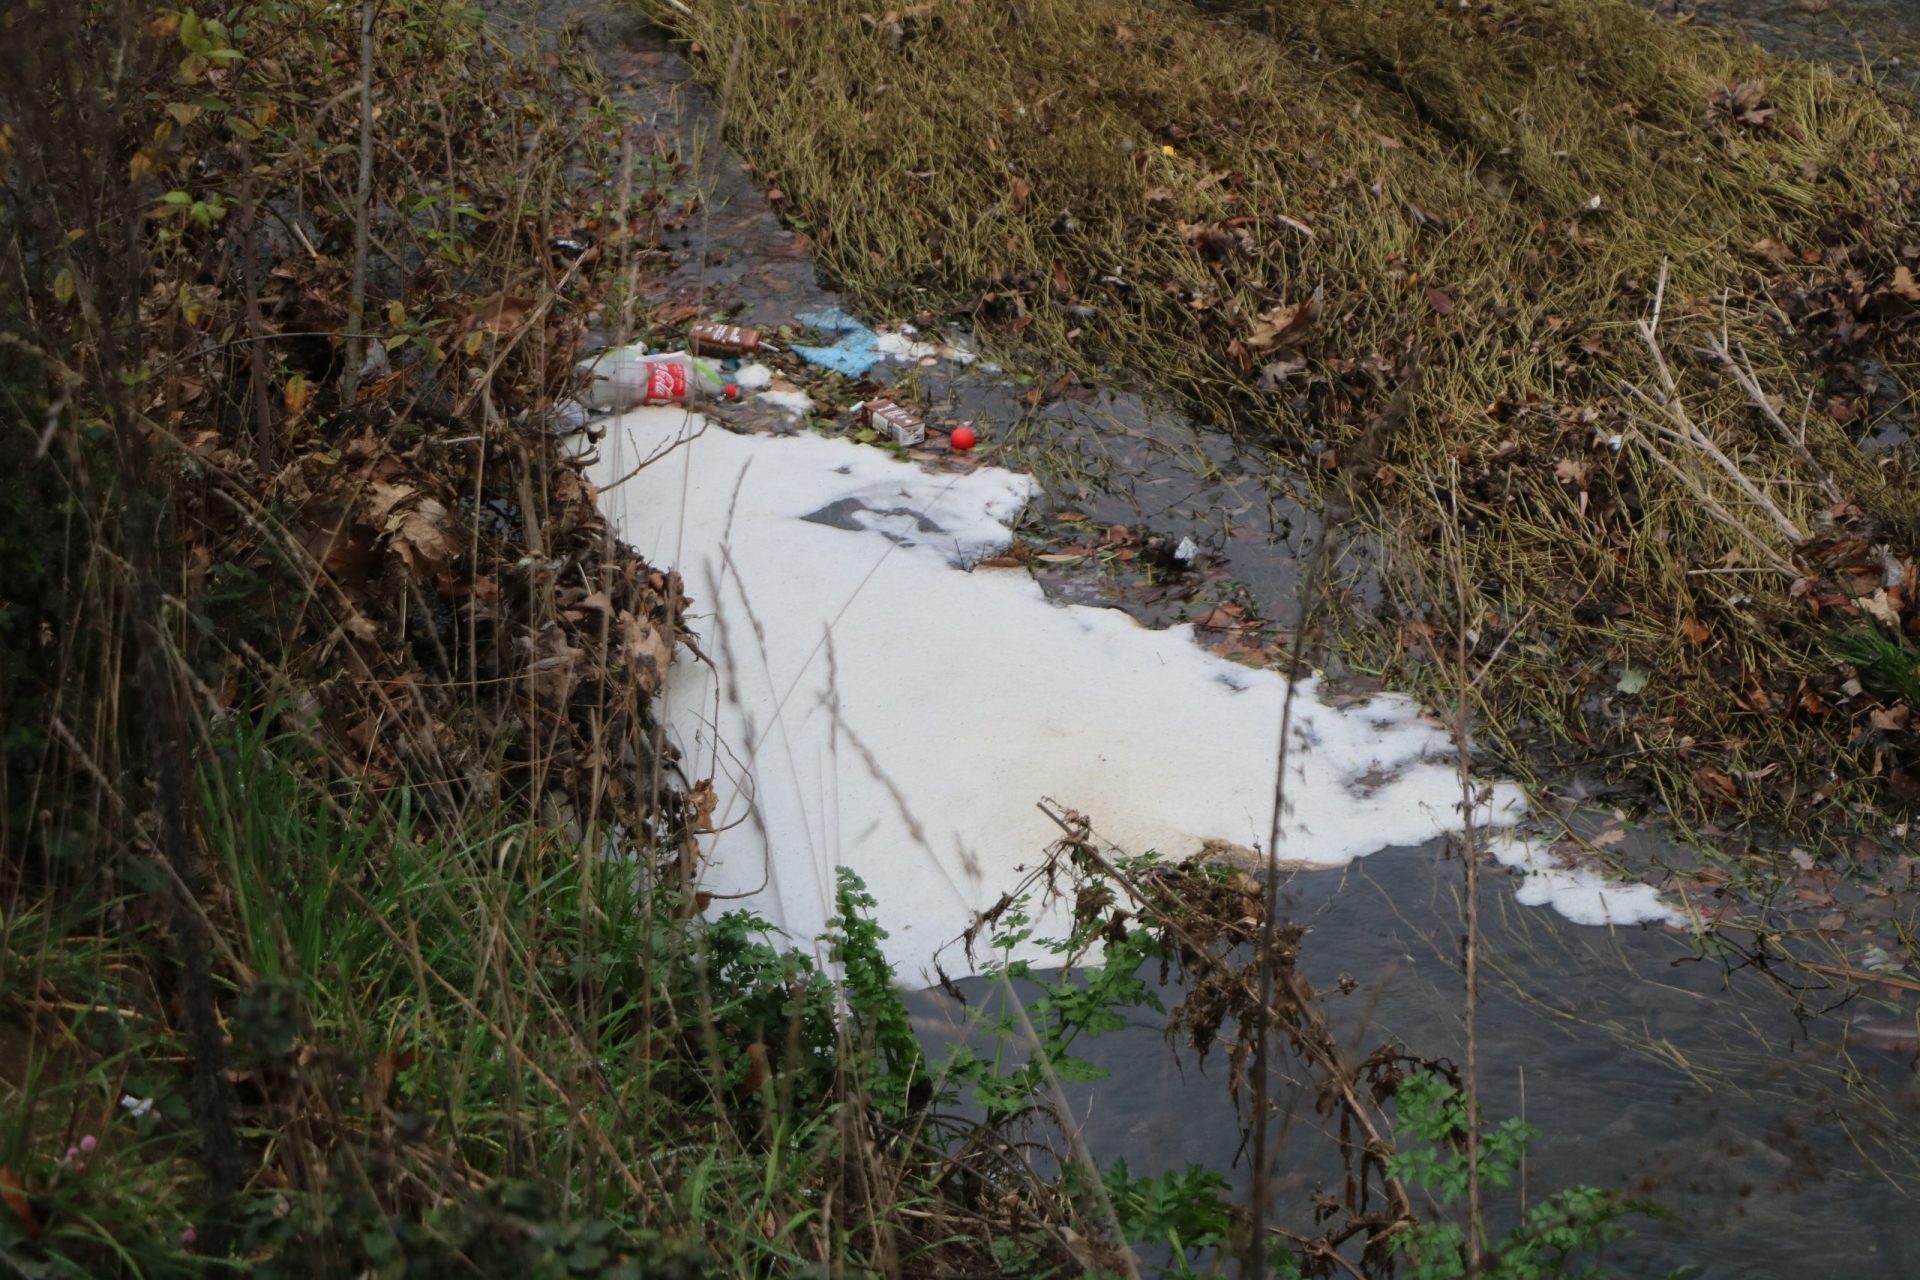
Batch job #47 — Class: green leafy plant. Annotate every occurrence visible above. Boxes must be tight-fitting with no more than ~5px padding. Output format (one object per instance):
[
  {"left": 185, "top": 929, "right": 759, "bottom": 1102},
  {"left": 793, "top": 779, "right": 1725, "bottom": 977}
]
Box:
[
  {"left": 1829, "top": 619, "right": 1920, "bottom": 708},
  {"left": 1384, "top": 1072, "right": 1675, "bottom": 1280}
]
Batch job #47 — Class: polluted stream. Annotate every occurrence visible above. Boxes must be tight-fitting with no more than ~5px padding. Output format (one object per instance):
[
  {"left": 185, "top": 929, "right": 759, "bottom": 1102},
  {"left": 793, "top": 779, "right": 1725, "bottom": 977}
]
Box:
[
  {"left": 562, "top": 3, "right": 1920, "bottom": 1273},
  {"left": 589, "top": 377, "right": 1915, "bottom": 1278}
]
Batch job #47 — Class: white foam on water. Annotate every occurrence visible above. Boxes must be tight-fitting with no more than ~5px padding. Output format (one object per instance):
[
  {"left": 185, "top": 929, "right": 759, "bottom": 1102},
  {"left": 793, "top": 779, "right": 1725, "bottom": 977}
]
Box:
[
  {"left": 755, "top": 388, "right": 814, "bottom": 416},
  {"left": 590, "top": 409, "right": 1677, "bottom": 976},
  {"left": 1487, "top": 833, "right": 1678, "bottom": 927}
]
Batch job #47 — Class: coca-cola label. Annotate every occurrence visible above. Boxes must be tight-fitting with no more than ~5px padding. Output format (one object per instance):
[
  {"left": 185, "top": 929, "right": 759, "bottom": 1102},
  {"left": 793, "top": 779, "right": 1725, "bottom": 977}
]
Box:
[{"left": 643, "top": 361, "right": 688, "bottom": 404}]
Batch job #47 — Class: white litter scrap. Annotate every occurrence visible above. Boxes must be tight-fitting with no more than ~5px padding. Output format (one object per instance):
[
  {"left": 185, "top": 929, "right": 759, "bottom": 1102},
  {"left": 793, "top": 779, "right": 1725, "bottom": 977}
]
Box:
[
  {"left": 590, "top": 409, "right": 1678, "bottom": 974},
  {"left": 873, "top": 326, "right": 978, "bottom": 365},
  {"left": 732, "top": 361, "right": 776, "bottom": 391}
]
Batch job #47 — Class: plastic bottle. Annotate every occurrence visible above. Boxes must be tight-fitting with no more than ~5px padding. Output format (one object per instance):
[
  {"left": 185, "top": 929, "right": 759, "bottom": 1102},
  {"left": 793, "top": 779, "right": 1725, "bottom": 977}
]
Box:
[{"left": 580, "top": 345, "right": 739, "bottom": 410}]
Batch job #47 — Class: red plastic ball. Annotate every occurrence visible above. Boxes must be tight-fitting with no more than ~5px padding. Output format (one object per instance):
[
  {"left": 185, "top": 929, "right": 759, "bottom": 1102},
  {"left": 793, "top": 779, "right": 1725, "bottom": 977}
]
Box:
[{"left": 949, "top": 425, "right": 978, "bottom": 451}]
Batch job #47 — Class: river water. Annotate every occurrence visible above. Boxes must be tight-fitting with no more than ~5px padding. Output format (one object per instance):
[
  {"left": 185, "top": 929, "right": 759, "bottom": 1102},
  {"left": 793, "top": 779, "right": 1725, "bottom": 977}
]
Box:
[{"left": 561, "top": 1, "right": 1920, "bottom": 1272}]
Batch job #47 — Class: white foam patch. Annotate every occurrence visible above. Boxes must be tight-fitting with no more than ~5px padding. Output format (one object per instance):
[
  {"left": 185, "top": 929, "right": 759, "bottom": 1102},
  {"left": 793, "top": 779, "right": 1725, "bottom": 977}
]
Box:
[
  {"left": 1488, "top": 833, "right": 1680, "bottom": 927},
  {"left": 591, "top": 409, "right": 1677, "bottom": 975},
  {"left": 756, "top": 389, "right": 813, "bottom": 416}
]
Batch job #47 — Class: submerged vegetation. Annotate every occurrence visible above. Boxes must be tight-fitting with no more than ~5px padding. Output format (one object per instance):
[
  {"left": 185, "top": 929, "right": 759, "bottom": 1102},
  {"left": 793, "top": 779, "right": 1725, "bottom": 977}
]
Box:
[{"left": 659, "top": 0, "right": 1920, "bottom": 832}]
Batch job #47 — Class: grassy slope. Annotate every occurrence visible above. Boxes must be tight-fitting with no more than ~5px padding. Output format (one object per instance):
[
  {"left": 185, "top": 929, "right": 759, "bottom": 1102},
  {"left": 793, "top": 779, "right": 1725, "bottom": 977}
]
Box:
[{"left": 662, "top": 0, "right": 1920, "bottom": 836}]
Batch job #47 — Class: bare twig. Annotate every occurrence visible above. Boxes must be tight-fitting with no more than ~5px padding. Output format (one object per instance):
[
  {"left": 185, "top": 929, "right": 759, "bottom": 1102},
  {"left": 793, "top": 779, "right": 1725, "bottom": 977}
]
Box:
[
  {"left": 237, "top": 138, "right": 276, "bottom": 470},
  {"left": 1035, "top": 802, "right": 1414, "bottom": 1226},
  {"left": 1618, "top": 424, "right": 1800, "bottom": 578},
  {"left": 1446, "top": 471, "right": 1484, "bottom": 1277},
  {"left": 340, "top": 0, "right": 378, "bottom": 404},
  {"left": 1710, "top": 336, "right": 1845, "bottom": 506}
]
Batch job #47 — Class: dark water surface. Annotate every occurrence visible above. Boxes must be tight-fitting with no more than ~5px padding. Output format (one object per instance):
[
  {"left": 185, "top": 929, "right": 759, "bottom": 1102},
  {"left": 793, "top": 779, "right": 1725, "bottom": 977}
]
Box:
[{"left": 912, "top": 844, "right": 1920, "bottom": 1277}]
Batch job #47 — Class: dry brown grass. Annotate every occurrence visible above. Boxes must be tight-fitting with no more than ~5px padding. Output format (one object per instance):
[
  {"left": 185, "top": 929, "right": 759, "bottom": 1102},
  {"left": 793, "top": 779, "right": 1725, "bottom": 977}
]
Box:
[{"left": 658, "top": 0, "right": 1920, "bottom": 833}]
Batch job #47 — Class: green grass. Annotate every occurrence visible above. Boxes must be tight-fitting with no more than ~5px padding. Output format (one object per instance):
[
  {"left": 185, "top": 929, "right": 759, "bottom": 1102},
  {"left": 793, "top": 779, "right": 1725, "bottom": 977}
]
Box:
[
  {"left": 0, "top": 727, "right": 1194, "bottom": 1275},
  {"left": 1830, "top": 619, "right": 1920, "bottom": 707}
]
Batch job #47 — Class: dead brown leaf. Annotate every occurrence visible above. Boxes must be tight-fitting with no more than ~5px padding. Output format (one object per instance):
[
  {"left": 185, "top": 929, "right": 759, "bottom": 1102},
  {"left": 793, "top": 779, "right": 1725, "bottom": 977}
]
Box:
[
  {"left": 388, "top": 496, "right": 456, "bottom": 575},
  {"left": 1694, "top": 765, "right": 1740, "bottom": 803},
  {"left": 1257, "top": 355, "right": 1307, "bottom": 390},
  {"left": 467, "top": 293, "right": 533, "bottom": 335},
  {"left": 1246, "top": 284, "right": 1323, "bottom": 352},
  {"left": 618, "top": 610, "right": 672, "bottom": 694},
  {"left": 688, "top": 778, "right": 718, "bottom": 832}
]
